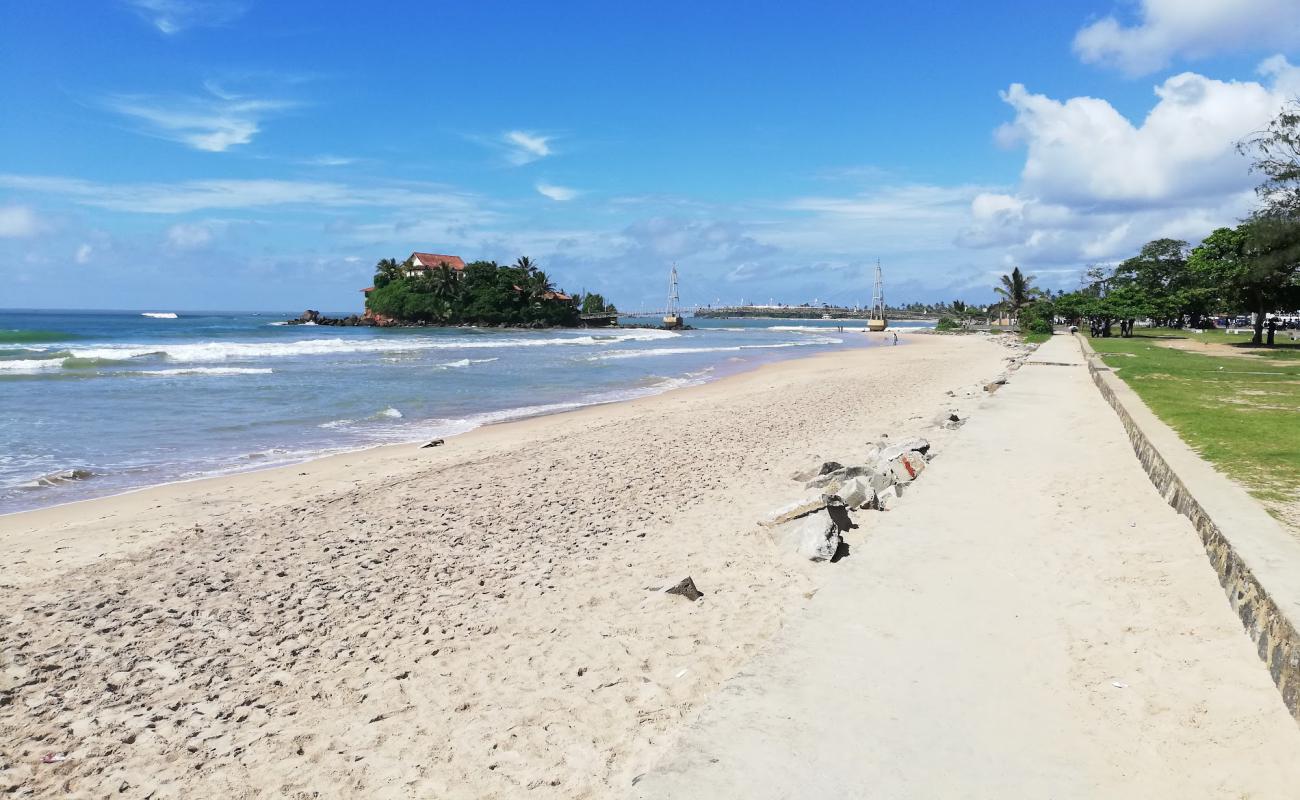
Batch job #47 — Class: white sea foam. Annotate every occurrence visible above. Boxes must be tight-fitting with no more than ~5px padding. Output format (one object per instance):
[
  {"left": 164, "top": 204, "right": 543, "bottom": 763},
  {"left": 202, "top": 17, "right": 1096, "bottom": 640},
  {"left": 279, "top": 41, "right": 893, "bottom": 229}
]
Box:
[
  {"left": 58, "top": 329, "right": 680, "bottom": 364},
  {"left": 769, "top": 324, "right": 853, "bottom": 332},
  {"left": 376, "top": 407, "right": 403, "bottom": 419},
  {"left": 0, "top": 359, "right": 64, "bottom": 372},
  {"left": 141, "top": 367, "right": 274, "bottom": 377},
  {"left": 438, "top": 357, "right": 499, "bottom": 368},
  {"left": 141, "top": 312, "right": 178, "bottom": 319},
  {"left": 318, "top": 418, "right": 356, "bottom": 429},
  {"left": 588, "top": 337, "right": 840, "bottom": 361}
]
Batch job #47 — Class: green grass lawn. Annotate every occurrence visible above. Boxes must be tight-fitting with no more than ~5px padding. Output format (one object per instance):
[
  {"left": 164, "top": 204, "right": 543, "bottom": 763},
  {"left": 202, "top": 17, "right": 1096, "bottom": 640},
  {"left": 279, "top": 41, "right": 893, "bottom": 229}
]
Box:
[
  {"left": 1022, "top": 331, "right": 1053, "bottom": 344},
  {"left": 1089, "top": 330, "right": 1300, "bottom": 522}
]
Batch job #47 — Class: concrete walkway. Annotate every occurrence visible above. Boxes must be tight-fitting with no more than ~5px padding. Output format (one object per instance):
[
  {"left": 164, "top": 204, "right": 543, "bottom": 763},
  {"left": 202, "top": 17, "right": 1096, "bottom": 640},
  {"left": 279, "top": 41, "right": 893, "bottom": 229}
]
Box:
[{"left": 632, "top": 334, "right": 1300, "bottom": 799}]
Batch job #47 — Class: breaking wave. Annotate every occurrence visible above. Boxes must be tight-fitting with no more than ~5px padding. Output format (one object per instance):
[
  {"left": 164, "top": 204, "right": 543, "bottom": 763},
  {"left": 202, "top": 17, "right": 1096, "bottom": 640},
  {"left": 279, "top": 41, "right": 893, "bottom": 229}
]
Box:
[
  {"left": 139, "top": 367, "right": 274, "bottom": 377},
  {"left": 141, "top": 312, "right": 178, "bottom": 319},
  {"left": 40, "top": 329, "right": 680, "bottom": 364},
  {"left": 0, "top": 358, "right": 65, "bottom": 372}
]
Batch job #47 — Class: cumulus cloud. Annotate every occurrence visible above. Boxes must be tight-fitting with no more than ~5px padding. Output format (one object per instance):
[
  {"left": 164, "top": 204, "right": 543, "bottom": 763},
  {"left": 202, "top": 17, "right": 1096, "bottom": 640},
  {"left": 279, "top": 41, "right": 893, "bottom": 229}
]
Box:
[
  {"left": 103, "top": 82, "right": 294, "bottom": 152},
  {"left": 963, "top": 57, "right": 1300, "bottom": 270},
  {"left": 503, "top": 131, "right": 553, "bottom": 165},
  {"left": 0, "top": 205, "right": 45, "bottom": 238},
  {"left": 1074, "top": 0, "right": 1300, "bottom": 75},
  {"left": 535, "top": 182, "right": 578, "bottom": 201},
  {"left": 124, "top": 0, "right": 247, "bottom": 35},
  {"left": 75, "top": 244, "right": 93, "bottom": 264}
]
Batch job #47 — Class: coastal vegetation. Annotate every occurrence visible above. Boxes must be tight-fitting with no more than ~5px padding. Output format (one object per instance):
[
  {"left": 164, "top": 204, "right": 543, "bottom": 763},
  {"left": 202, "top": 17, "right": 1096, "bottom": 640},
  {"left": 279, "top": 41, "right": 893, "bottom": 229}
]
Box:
[
  {"left": 1090, "top": 331, "right": 1300, "bottom": 524},
  {"left": 365, "top": 256, "right": 580, "bottom": 326}
]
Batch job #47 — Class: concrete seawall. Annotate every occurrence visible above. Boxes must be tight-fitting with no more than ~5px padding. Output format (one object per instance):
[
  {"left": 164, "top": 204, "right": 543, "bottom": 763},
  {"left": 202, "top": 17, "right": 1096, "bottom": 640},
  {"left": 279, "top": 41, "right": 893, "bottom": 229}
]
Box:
[{"left": 1077, "top": 332, "right": 1300, "bottom": 720}]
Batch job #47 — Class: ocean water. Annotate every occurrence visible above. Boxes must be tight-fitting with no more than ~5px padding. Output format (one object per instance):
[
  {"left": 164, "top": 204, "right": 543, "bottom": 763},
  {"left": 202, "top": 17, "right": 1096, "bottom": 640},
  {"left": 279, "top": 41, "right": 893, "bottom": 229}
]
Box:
[{"left": 0, "top": 309, "right": 927, "bottom": 514}]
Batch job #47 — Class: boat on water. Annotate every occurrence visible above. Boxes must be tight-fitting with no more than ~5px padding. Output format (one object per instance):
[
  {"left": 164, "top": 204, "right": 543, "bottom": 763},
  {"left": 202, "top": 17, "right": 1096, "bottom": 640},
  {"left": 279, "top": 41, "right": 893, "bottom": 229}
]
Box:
[{"left": 867, "top": 261, "right": 887, "bottom": 331}]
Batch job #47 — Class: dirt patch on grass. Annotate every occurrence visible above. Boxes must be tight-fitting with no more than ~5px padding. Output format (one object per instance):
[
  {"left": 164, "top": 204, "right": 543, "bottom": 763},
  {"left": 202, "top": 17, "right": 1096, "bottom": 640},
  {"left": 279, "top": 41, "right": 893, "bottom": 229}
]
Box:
[{"left": 1154, "top": 336, "right": 1298, "bottom": 366}]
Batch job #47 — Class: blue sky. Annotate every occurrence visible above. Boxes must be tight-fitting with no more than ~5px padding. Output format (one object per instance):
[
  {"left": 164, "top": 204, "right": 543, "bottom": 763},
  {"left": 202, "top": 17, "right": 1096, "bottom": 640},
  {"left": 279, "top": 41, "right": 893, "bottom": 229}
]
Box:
[{"left": 2, "top": 0, "right": 1299, "bottom": 312}]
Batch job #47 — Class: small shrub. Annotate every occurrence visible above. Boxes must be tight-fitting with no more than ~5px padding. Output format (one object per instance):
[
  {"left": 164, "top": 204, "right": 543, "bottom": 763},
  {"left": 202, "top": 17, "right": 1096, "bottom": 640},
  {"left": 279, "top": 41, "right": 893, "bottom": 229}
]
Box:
[
  {"left": 1025, "top": 316, "right": 1053, "bottom": 335},
  {"left": 935, "top": 316, "right": 959, "bottom": 331}
]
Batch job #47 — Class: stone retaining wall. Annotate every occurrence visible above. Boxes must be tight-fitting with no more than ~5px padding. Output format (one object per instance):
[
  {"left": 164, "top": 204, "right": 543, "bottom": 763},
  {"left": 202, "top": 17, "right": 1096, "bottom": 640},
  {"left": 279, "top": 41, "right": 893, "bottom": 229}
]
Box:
[{"left": 1077, "top": 334, "right": 1300, "bottom": 720}]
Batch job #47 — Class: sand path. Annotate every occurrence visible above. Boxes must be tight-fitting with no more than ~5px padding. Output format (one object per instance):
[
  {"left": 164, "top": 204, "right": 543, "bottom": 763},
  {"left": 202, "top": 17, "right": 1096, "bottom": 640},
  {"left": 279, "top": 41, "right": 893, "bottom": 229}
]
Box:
[
  {"left": 632, "top": 334, "right": 1300, "bottom": 799},
  {"left": 0, "top": 334, "right": 1007, "bottom": 798}
]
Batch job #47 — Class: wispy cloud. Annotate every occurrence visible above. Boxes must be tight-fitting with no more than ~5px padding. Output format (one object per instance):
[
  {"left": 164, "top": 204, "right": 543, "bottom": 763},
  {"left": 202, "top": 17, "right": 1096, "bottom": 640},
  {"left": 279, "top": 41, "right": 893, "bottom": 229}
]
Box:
[
  {"left": 102, "top": 82, "right": 295, "bottom": 152},
  {"left": 299, "top": 155, "right": 357, "bottom": 167},
  {"left": 535, "top": 182, "right": 579, "bottom": 201},
  {"left": 0, "top": 173, "right": 486, "bottom": 216},
  {"left": 503, "top": 130, "right": 553, "bottom": 165},
  {"left": 123, "top": 0, "right": 248, "bottom": 35}
]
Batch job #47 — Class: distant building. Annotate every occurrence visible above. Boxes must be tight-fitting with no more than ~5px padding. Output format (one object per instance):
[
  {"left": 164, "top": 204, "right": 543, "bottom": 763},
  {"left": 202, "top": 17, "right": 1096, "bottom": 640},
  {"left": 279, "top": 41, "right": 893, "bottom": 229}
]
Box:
[
  {"left": 361, "top": 252, "right": 467, "bottom": 302},
  {"left": 404, "top": 252, "right": 466, "bottom": 278}
]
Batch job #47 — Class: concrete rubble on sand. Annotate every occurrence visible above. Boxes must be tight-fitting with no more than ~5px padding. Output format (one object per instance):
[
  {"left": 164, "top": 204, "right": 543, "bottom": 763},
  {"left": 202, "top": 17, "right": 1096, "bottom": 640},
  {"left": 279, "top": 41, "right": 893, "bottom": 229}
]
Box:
[
  {"left": 760, "top": 340, "right": 1040, "bottom": 562},
  {"left": 764, "top": 436, "right": 930, "bottom": 562}
]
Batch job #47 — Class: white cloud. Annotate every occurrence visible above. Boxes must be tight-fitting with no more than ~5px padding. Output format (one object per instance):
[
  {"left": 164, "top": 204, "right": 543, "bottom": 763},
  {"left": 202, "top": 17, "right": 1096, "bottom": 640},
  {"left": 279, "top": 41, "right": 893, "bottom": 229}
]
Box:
[
  {"left": 0, "top": 174, "right": 484, "bottom": 216},
  {"left": 958, "top": 58, "right": 1300, "bottom": 271},
  {"left": 503, "top": 131, "right": 553, "bottom": 165},
  {"left": 124, "top": 0, "right": 247, "bottom": 35},
  {"left": 1074, "top": 0, "right": 1300, "bottom": 75},
  {"left": 103, "top": 83, "right": 294, "bottom": 152},
  {"left": 299, "top": 155, "right": 357, "bottom": 166},
  {"left": 75, "top": 244, "right": 93, "bottom": 264},
  {"left": 165, "top": 221, "right": 215, "bottom": 249},
  {"left": 536, "top": 182, "right": 578, "bottom": 201},
  {"left": 0, "top": 205, "right": 44, "bottom": 238}
]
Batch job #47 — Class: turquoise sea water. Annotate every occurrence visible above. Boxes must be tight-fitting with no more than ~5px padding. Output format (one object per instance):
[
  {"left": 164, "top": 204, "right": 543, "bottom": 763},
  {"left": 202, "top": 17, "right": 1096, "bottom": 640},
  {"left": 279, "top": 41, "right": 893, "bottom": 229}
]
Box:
[{"left": 0, "top": 309, "right": 927, "bottom": 514}]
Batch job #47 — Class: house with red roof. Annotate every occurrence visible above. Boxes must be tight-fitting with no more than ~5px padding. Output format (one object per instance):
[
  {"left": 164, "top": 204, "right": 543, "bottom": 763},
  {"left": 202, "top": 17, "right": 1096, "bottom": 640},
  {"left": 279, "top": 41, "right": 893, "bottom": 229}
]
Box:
[
  {"left": 361, "top": 252, "right": 467, "bottom": 302},
  {"left": 404, "top": 252, "right": 466, "bottom": 277}
]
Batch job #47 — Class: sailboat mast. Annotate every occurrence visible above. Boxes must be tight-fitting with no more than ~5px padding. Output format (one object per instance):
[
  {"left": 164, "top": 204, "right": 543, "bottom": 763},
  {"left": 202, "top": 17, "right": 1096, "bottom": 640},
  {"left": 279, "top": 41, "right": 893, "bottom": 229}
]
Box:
[
  {"left": 868, "top": 260, "right": 888, "bottom": 331},
  {"left": 663, "top": 263, "right": 683, "bottom": 328},
  {"left": 667, "top": 264, "right": 679, "bottom": 316}
]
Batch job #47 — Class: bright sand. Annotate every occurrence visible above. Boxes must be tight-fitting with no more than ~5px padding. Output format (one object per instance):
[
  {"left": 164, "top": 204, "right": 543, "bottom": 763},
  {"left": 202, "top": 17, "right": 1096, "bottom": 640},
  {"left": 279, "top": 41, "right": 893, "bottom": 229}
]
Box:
[{"left": 3, "top": 333, "right": 1296, "bottom": 798}]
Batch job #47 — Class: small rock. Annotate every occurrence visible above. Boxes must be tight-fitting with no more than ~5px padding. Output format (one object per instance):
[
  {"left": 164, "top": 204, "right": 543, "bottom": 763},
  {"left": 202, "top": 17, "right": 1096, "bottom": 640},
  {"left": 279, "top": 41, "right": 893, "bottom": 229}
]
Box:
[
  {"left": 836, "top": 476, "right": 875, "bottom": 509},
  {"left": 816, "top": 461, "right": 844, "bottom": 476},
  {"left": 876, "top": 484, "right": 902, "bottom": 510},
  {"left": 889, "top": 451, "right": 927, "bottom": 483},
  {"left": 421, "top": 438, "right": 445, "bottom": 448},
  {"left": 663, "top": 576, "right": 703, "bottom": 601},
  {"left": 880, "top": 437, "right": 930, "bottom": 462},
  {"left": 759, "top": 495, "right": 828, "bottom": 527},
  {"left": 791, "top": 514, "right": 841, "bottom": 561}
]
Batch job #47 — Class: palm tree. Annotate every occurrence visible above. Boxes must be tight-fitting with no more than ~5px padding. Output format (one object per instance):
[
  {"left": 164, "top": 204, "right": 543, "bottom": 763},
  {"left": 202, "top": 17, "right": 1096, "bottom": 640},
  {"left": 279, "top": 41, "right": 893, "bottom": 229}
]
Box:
[
  {"left": 525, "top": 269, "right": 555, "bottom": 304},
  {"left": 514, "top": 255, "right": 537, "bottom": 275},
  {"left": 375, "top": 257, "right": 402, "bottom": 286},
  {"left": 994, "top": 267, "right": 1037, "bottom": 320}
]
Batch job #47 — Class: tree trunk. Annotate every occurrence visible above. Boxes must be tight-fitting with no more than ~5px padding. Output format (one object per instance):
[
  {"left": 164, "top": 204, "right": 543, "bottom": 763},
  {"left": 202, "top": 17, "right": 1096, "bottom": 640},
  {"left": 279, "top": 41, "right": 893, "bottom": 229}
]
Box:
[
  {"left": 1253, "top": 294, "right": 1265, "bottom": 345},
  {"left": 1267, "top": 318, "right": 1276, "bottom": 346}
]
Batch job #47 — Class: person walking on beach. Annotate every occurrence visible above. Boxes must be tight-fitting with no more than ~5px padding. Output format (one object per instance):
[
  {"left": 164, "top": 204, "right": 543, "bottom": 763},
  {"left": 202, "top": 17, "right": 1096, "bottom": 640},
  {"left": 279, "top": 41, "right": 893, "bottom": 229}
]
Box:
[{"left": 892, "top": 331, "right": 898, "bottom": 345}]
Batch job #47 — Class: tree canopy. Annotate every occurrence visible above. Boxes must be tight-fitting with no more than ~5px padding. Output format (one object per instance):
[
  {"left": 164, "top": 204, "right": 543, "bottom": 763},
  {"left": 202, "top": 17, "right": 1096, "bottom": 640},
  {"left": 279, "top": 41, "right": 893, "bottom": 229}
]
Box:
[{"left": 364, "top": 257, "right": 580, "bottom": 326}]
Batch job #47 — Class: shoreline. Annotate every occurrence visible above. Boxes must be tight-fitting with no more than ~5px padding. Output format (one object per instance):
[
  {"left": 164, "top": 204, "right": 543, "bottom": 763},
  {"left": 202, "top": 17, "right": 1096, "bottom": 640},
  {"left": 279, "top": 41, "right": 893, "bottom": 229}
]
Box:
[
  {"left": 0, "top": 330, "right": 987, "bottom": 798},
  {"left": 0, "top": 329, "right": 899, "bottom": 523}
]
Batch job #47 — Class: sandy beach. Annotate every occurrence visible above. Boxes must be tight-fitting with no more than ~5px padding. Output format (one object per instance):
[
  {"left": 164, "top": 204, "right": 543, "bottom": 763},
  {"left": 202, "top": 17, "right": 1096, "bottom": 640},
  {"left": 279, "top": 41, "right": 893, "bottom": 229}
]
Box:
[{"left": 0, "top": 333, "right": 1008, "bottom": 798}]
